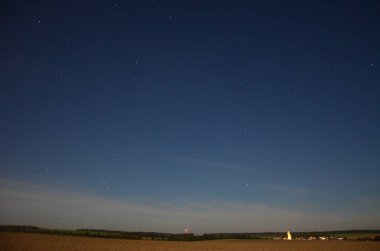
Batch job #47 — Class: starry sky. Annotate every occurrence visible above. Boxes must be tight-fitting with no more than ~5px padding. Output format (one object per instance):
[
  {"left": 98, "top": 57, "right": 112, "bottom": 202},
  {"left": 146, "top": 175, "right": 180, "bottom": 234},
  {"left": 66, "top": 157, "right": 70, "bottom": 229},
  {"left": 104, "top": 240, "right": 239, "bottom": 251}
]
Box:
[{"left": 0, "top": 0, "right": 379, "bottom": 233}]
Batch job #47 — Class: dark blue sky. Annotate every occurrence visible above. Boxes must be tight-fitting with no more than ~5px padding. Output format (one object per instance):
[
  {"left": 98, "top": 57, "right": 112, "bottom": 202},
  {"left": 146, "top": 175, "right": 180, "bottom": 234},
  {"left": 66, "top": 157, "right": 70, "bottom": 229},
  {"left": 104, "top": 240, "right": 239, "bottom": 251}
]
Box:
[{"left": 0, "top": 0, "right": 379, "bottom": 233}]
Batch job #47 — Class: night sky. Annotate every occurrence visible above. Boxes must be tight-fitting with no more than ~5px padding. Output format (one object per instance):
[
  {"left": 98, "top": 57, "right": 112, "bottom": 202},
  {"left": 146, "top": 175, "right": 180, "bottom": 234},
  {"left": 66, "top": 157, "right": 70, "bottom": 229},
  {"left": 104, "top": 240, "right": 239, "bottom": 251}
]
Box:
[{"left": 0, "top": 0, "right": 379, "bottom": 233}]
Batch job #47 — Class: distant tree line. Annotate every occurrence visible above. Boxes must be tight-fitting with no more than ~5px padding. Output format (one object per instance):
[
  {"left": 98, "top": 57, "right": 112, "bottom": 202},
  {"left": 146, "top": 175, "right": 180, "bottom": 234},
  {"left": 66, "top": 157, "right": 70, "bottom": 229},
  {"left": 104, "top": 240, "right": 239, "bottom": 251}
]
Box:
[{"left": 1, "top": 225, "right": 380, "bottom": 241}]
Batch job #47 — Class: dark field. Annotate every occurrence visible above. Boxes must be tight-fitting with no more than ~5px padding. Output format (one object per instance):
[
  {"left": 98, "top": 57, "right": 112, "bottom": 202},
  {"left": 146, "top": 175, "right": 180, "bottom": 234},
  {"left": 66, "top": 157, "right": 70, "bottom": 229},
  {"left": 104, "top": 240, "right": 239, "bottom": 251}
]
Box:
[{"left": 1, "top": 232, "right": 380, "bottom": 251}]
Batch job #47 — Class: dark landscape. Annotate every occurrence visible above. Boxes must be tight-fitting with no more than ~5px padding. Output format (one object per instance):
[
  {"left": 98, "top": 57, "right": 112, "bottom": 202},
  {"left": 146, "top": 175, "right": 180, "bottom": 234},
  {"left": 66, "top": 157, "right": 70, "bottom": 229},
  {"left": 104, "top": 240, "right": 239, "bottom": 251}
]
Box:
[{"left": 2, "top": 232, "right": 380, "bottom": 251}]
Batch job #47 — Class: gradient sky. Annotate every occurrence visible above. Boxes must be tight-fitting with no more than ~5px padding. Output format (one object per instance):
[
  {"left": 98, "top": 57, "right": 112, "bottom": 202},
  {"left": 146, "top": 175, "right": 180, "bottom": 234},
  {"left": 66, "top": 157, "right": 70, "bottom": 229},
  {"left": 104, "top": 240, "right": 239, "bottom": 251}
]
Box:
[{"left": 0, "top": 0, "right": 379, "bottom": 233}]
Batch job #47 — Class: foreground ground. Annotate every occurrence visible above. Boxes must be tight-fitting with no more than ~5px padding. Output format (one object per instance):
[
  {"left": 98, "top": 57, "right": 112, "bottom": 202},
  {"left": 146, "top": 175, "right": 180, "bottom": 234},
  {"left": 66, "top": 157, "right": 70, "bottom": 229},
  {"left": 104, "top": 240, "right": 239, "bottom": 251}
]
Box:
[{"left": 1, "top": 232, "right": 380, "bottom": 251}]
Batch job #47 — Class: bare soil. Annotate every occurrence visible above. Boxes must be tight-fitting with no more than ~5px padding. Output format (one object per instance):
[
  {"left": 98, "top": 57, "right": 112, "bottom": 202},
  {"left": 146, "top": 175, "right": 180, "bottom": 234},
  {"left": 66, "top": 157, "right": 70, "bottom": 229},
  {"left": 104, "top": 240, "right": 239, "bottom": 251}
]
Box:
[{"left": 1, "top": 232, "right": 380, "bottom": 251}]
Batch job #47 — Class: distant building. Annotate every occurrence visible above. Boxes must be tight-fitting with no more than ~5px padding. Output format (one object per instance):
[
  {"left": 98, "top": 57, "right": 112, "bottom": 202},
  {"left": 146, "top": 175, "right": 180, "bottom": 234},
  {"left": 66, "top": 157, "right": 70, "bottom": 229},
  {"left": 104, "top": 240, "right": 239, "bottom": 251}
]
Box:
[{"left": 287, "top": 231, "right": 292, "bottom": 240}]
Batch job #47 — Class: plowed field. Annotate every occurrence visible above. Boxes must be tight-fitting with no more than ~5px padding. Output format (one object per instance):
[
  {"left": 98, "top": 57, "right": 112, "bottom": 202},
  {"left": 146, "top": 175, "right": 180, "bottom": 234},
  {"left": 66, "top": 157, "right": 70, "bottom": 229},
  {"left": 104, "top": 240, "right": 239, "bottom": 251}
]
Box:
[{"left": 1, "top": 232, "right": 380, "bottom": 251}]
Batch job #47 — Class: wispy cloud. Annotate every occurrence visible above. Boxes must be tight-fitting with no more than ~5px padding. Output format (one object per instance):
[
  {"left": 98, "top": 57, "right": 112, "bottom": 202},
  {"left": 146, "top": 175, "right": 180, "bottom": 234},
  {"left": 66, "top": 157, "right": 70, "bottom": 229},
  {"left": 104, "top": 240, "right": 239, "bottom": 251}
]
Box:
[
  {"left": 169, "top": 157, "right": 250, "bottom": 172},
  {"left": 1, "top": 178, "right": 379, "bottom": 233},
  {"left": 259, "top": 184, "right": 311, "bottom": 196}
]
